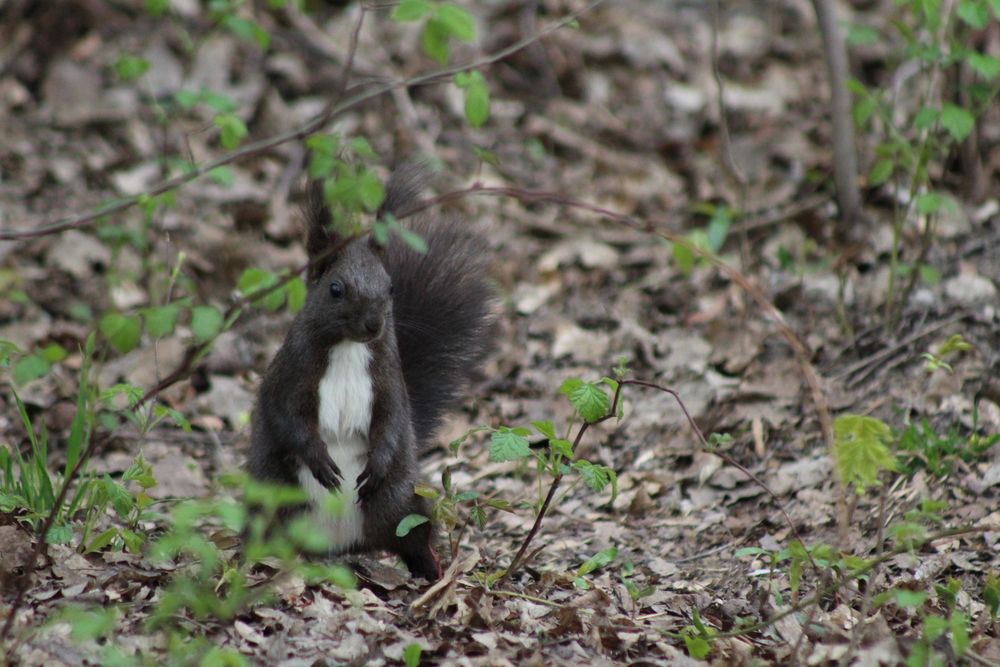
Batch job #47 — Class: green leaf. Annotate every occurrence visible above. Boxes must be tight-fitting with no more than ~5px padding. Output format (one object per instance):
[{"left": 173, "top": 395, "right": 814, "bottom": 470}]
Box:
[
  {"left": 950, "top": 611, "right": 970, "bottom": 655},
  {"left": 403, "top": 643, "right": 423, "bottom": 667},
  {"left": 213, "top": 113, "right": 248, "bottom": 150},
  {"left": 357, "top": 170, "right": 385, "bottom": 213},
  {"left": 392, "top": 0, "right": 430, "bottom": 22},
  {"left": 99, "top": 313, "right": 142, "bottom": 354},
  {"left": 573, "top": 460, "right": 617, "bottom": 498},
  {"left": 984, "top": 576, "right": 1000, "bottom": 619},
  {"left": 58, "top": 607, "right": 118, "bottom": 641},
  {"left": 549, "top": 438, "right": 573, "bottom": 458},
  {"left": 397, "top": 227, "right": 429, "bottom": 253},
  {"left": 957, "top": 0, "right": 989, "bottom": 27},
  {"left": 435, "top": 3, "right": 475, "bottom": 41},
  {"left": 103, "top": 475, "right": 134, "bottom": 517},
  {"left": 207, "top": 166, "right": 234, "bottom": 186},
  {"left": 967, "top": 52, "right": 1000, "bottom": 79},
  {"left": 846, "top": 24, "right": 879, "bottom": 45},
  {"left": 919, "top": 264, "right": 941, "bottom": 286},
  {"left": 13, "top": 354, "right": 50, "bottom": 385},
  {"left": 470, "top": 145, "right": 499, "bottom": 167},
  {"left": 893, "top": 589, "right": 927, "bottom": 608},
  {"left": 705, "top": 207, "right": 731, "bottom": 253},
  {"left": 113, "top": 55, "right": 150, "bottom": 82},
  {"left": 39, "top": 344, "right": 67, "bottom": 364},
  {"left": 145, "top": 0, "right": 170, "bottom": 15},
  {"left": 489, "top": 428, "right": 532, "bottom": 462},
  {"left": 916, "top": 192, "right": 943, "bottom": 214},
  {"left": 222, "top": 15, "right": 271, "bottom": 50},
  {"left": 190, "top": 305, "right": 224, "bottom": 343},
  {"left": 914, "top": 106, "right": 939, "bottom": 130},
  {"left": 672, "top": 240, "right": 696, "bottom": 276},
  {"left": 567, "top": 382, "right": 610, "bottom": 423},
  {"left": 683, "top": 635, "right": 711, "bottom": 659},
  {"left": 286, "top": 277, "right": 307, "bottom": 313},
  {"left": 577, "top": 546, "right": 618, "bottom": 576},
  {"left": 939, "top": 104, "right": 974, "bottom": 142},
  {"left": 531, "top": 420, "right": 555, "bottom": 438},
  {"left": 834, "top": 414, "right": 897, "bottom": 491},
  {"left": 868, "top": 158, "right": 894, "bottom": 186},
  {"left": 420, "top": 19, "right": 450, "bottom": 64},
  {"left": 463, "top": 77, "right": 490, "bottom": 128},
  {"left": 101, "top": 383, "right": 144, "bottom": 408},
  {"left": 347, "top": 136, "right": 378, "bottom": 160},
  {"left": 395, "top": 513, "right": 429, "bottom": 537},
  {"left": 142, "top": 304, "right": 180, "bottom": 338},
  {"left": 86, "top": 528, "right": 119, "bottom": 553}
]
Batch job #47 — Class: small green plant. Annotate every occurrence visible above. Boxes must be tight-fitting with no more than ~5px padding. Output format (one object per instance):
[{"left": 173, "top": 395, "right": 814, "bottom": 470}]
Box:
[{"left": 848, "top": 1, "right": 1000, "bottom": 324}]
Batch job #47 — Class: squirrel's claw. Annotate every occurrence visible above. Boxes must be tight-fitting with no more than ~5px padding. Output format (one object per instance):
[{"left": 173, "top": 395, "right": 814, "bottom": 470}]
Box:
[
  {"left": 303, "top": 448, "right": 343, "bottom": 491},
  {"left": 355, "top": 466, "right": 383, "bottom": 503}
]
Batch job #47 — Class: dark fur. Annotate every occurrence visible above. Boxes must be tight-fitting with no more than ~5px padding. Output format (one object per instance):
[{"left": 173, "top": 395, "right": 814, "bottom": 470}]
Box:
[{"left": 246, "top": 168, "right": 496, "bottom": 580}]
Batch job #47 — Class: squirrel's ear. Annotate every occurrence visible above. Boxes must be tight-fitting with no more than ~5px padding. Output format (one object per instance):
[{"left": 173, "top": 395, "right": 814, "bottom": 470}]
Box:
[{"left": 304, "top": 181, "right": 338, "bottom": 282}]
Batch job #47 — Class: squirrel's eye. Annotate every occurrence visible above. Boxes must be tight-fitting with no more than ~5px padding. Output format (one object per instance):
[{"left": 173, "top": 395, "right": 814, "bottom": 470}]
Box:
[{"left": 329, "top": 280, "right": 344, "bottom": 298}]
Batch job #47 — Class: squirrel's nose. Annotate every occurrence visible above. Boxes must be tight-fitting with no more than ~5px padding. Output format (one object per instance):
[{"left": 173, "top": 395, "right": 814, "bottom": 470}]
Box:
[{"left": 364, "top": 315, "right": 382, "bottom": 335}]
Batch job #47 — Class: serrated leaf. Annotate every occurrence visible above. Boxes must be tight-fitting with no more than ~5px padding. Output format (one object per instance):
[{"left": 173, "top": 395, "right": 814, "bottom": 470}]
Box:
[
  {"left": 573, "top": 460, "right": 617, "bottom": 498},
  {"left": 395, "top": 513, "right": 429, "bottom": 537},
  {"left": 190, "top": 306, "right": 223, "bottom": 343},
  {"left": 213, "top": 113, "right": 248, "bottom": 149},
  {"left": 940, "top": 104, "right": 974, "bottom": 142},
  {"left": 568, "top": 382, "right": 610, "bottom": 423},
  {"left": 142, "top": 304, "right": 179, "bottom": 338},
  {"left": 392, "top": 0, "right": 430, "bottom": 22},
  {"left": 532, "top": 420, "right": 555, "bottom": 438},
  {"left": 13, "top": 354, "right": 50, "bottom": 385},
  {"left": 549, "top": 438, "right": 573, "bottom": 458},
  {"left": 99, "top": 313, "right": 142, "bottom": 354},
  {"left": 489, "top": 429, "right": 531, "bottom": 462},
  {"left": 834, "top": 414, "right": 897, "bottom": 491}
]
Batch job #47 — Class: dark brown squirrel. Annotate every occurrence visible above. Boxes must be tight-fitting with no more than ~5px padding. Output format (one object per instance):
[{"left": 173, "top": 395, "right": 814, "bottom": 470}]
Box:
[{"left": 246, "top": 166, "right": 497, "bottom": 581}]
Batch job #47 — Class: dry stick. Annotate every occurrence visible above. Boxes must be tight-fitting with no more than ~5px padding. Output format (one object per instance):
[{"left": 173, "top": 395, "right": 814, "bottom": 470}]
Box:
[
  {"left": 811, "top": 0, "right": 864, "bottom": 228},
  {"left": 0, "top": 0, "right": 603, "bottom": 242}
]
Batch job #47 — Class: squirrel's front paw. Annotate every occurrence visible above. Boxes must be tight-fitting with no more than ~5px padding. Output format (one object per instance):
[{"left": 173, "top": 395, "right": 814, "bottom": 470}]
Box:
[
  {"left": 301, "top": 447, "right": 342, "bottom": 491},
  {"left": 355, "top": 464, "right": 384, "bottom": 503}
]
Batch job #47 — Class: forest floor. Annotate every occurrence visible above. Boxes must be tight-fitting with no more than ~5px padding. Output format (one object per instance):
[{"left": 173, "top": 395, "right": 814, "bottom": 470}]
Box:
[{"left": 1, "top": 0, "right": 999, "bottom": 665}]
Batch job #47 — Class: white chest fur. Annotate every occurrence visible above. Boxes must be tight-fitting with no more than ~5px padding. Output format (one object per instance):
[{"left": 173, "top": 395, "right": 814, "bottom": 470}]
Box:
[{"left": 297, "top": 341, "right": 373, "bottom": 551}]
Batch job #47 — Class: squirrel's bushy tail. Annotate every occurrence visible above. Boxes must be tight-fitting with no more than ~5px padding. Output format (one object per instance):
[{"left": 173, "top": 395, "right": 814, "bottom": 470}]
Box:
[{"left": 378, "top": 167, "right": 498, "bottom": 443}]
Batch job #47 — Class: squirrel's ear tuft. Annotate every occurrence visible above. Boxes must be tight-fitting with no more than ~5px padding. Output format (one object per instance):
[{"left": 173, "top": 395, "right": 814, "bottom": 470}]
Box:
[{"left": 304, "top": 181, "right": 338, "bottom": 282}]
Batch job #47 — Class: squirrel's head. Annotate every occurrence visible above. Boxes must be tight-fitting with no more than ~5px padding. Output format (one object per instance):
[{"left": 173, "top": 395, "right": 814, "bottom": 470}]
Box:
[
  {"left": 302, "top": 236, "right": 392, "bottom": 346},
  {"left": 302, "top": 184, "right": 393, "bottom": 346}
]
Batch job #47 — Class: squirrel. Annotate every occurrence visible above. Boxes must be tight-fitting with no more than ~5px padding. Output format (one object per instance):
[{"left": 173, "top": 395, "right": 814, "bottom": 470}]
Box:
[{"left": 246, "top": 166, "right": 497, "bottom": 581}]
